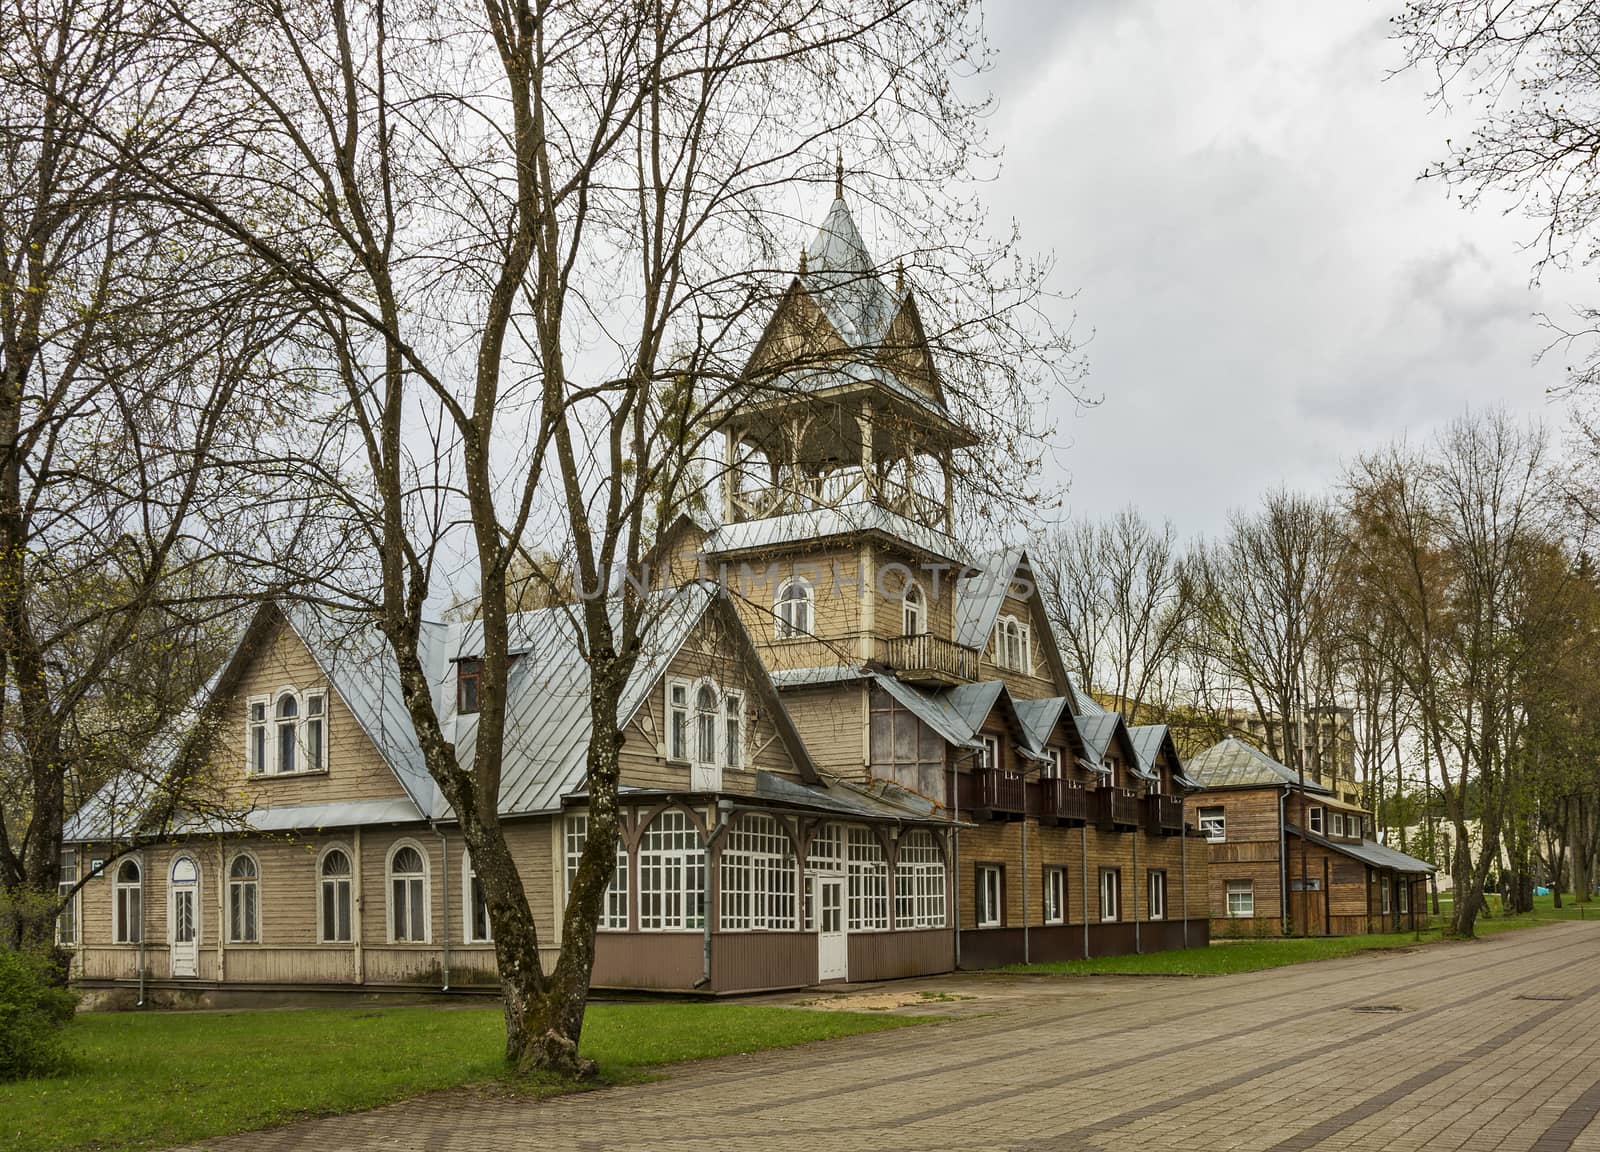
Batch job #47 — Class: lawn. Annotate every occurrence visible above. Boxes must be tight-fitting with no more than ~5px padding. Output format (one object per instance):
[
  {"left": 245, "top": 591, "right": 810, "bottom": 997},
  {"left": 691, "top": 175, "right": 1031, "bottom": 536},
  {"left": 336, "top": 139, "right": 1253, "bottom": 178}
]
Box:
[
  {"left": 998, "top": 892, "right": 1596, "bottom": 978},
  {"left": 0, "top": 1001, "right": 923, "bottom": 1152}
]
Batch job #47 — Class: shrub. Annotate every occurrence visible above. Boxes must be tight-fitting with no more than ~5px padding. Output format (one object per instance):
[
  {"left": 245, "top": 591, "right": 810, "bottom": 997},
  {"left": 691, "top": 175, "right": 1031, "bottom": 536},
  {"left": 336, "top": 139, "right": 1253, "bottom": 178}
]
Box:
[{"left": 0, "top": 946, "right": 78, "bottom": 1081}]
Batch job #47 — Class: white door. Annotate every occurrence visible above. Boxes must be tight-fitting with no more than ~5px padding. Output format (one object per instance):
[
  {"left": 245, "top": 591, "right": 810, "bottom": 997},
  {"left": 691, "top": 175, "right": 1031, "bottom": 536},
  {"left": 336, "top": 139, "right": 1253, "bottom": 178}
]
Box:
[
  {"left": 170, "top": 856, "right": 199, "bottom": 978},
  {"left": 817, "top": 876, "right": 847, "bottom": 982}
]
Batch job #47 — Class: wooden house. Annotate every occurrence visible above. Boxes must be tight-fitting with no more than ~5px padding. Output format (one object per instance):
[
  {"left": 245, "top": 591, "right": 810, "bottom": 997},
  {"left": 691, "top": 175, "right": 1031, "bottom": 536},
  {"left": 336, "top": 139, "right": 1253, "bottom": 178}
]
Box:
[{"left": 1182, "top": 738, "right": 1433, "bottom": 937}]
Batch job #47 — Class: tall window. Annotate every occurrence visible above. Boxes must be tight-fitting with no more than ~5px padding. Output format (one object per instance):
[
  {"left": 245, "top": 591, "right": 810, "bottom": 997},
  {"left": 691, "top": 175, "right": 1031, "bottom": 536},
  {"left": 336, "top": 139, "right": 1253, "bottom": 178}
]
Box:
[
  {"left": 694, "top": 683, "right": 718, "bottom": 768},
  {"left": 1333, "top": 812, "right": 1345, "bottom": 837},
  {"left": 1399, "top": 878, "right": 1410, "bottom": 914},
  {"left": 458, "top": 659, "right": 482, "bottom": 714},
  {"left": 247, "top": 698, "right": 268, "bottom": 775},
  {"left": 1350, "top": 815, "right": 1363, "bottom": 839},
  {"left": 638, "top": 810, "right": 705, "bottom": 930},
  {"left": 304, "top": 692, "right": 326, "bottom": 772},
  {"left": 113, "top": 858, "right": 142, "bottom": 944},
  {"left": 775, "top": 578, "right": 814, "bottom": 639},
  {"left": 1198, "top": 806, "right": 1225, "bottom": 842},
  {"left": 228, "top": 854, "right": 260, "bottom": 943},
  {"left": 1226, "top": 879, "right": 1254, "bottom": 918},
  {"left": 1043, "top": 748, "right": 1063, "bottom": 780},
  {"left": 1099, "top": 868, "right": 1120, "bottom": 922},
  {"left": 1044, "top": 866, "right": 1065, "bottom": 925},
  {"left": 903, "top": 582, "right": 924, "bottom": 636},
  {"left": 981, "top": 734, "right": 1001, "bottom": 773},
  {"left": 809, "top": 823, "right": 844, "bottom": 873},
  {"left": 320, "top": 849, "right": 353, "bottom": 942},
  {"left": 894, "top": 831, "right": 946, "bottom": 930},
  {"left": 976, "top": 864, "right": 1002, "bottom": 928},
  {"left": 564, "top": 814, "right": 628, "bottom": 930},
  {"left": 1148, "top": 870, "right": 1167, "bottom": 921},
  {"left": 1381, "top": 876, "right": 1392, "bottom": 916},
  {"left": 720, "top": 814, "right": 797, "bottom": 931},
  {"left": 464, "top": 851, "right": 491, "bottom": 943},
  {"left": 56, "top": 850, "right": 78, "bottom": 945},
  {"left": 275, "top": 692, "right": 299, "bottom": 774},
  {"left": 667, "top": 681, "right": 689, "bottom": 761},
  {"left": 846, "top": 827, "right": 889, "bottom": 930},
  {"left": 388, "top": 843, "right": 429, "bottom": 943},
  {"left": 1308, "top": 806, "right": 1324, "bottom": 835},
  {"left": 995, "top": 615, "right": 1030, "bottom": 672},
  {"left": 723, "top": 692, "right": 744, "bottom": 769}
]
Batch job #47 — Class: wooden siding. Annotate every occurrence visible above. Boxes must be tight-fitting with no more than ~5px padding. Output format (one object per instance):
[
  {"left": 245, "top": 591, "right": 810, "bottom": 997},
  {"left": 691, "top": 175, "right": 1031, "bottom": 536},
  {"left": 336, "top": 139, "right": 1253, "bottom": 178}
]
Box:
[
  {"left": 849, "top": 927, "right": 953, "bottom": 981},
  {"left": 592, "top": 931, "right": 703, "bottom": 991},
  {"left": 711, "top": 931, "right": 818, "bottom": 992},
  {"left": 781, "top": 683, "right": 869, "bottom": 777}
]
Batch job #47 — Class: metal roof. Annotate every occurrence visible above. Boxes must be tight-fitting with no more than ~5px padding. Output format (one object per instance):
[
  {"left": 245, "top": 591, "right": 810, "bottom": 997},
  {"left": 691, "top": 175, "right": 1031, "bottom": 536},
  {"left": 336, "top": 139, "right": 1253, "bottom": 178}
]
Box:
[
  {"left": 1013, "top": 696, "right": 1071, "bottom": 754},
  {"left": 752, "top": 770, "right": 943, "bottom": 824},
  {"left": 1071, "top": 711, "right": 1124, "bottom": 765},
  {"left": 870, "top": 673, "right": 985, "bottom": 749},
  {"left": 1291, "top": 826, "right": 1436, "bottom": 874},
  {"left": 801, "top": 196, "right": 901, "bottom": 351},
  {"left": 954, "top": 548, "right": 1022, "bottom": 649},
  {"left": 175, "top": 797, "right": 425, "bottom": 835},
  {"left": 768, "top": 665, "right": 871, "bottom": 688},
  {"left": 699, "top": 501, "right": 968, "bottom": 564},
  {"left": 1185, "top": 737, "right": 1334, "bottom": 794}
]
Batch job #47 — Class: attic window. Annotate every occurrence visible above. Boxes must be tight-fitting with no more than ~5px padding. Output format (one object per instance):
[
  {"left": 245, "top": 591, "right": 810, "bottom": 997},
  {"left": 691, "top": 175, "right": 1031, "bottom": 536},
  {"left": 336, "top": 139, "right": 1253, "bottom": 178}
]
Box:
[
  {"left": 458, "top": 659, "right": 481, "bottom": 714},
  {"left": 995, "top": 615, "right": 1030, "bottom": 672}
]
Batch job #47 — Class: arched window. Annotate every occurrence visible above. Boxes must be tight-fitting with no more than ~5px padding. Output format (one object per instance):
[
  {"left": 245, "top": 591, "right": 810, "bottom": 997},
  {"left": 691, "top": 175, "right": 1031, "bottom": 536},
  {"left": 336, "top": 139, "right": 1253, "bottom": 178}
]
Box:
[
  {"left": 275, "top": 693, "right": 299, "bottom": 774},
  {"left": 846, "top": 827, "right": 888, "bottom": 931},
  {"left": 228, "top": 854, "right": 260, "bottom": 943},
  {"left": 719, "top": 814, "right": 797, "bottom": 931},
  {"left": 775, "top": 578, "right": 813, "bottom": 639},
  {"left": 694, "top": 682, "right": 719, "bottom": 768},
  {"left": 638, "top": 810, "right": 704, "bottom": 931},
  {"left": 113, "top": 858, "right": 142, "bottom": 944},
  {"left": 903, "top": 581, "right": 925, "bottom": 637},
  {"left": 995, "top": 615, "right": 1030, "bottom": 672},
  {"left": 893, "top": 831, "right": 946, "bottom": 929},
  {"left": 387, "top": 843, "right": 429, "bottom": 942},
  {"left": 563, "top": 815, "right": 629, "bottom": 930},
  {"left": 319, "top": 848, "right": 353, "bottom": 943}
]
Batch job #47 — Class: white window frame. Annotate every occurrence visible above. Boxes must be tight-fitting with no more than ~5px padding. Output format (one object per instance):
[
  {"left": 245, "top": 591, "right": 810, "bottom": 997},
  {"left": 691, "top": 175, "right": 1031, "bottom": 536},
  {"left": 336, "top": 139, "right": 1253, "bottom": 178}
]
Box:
[
  {"left": 386, "top": 839, "right": 431, "bottom": 944},
  {"left": 719, "top": 813, "right": 797, "bottom": 931},
  {"left": 994, "top": 614, "right": 1031, "bottom": 672},
  {"left": 56, "top": 849, "right": 79, "bottom": 947},
  {"left": 1308, "top": 806, "right": 1324, "bottom": 835},
  {"left": 846, "top": 826, "right": 889, "bottom": 931},
  {"left": 564, "top": 815, "right": 630, "bottom": 931},
  {"left": 637, "top": 809, "right": 705, "bottom": 931},
  {"left": 775, "top": 577, "right": 814, "bottom": 640},
  {"left": 977, "top": 864, "right": 1003, "bottom": 928},
  {"left": 1399, "top": 877, "right": 1410, "bottom": 914},
  {"left": 245, "top": 695, "right": 270, "bottom": 775},
  {"left": 1351, "top": 815, "right": 1363, "bottom": 840},
  {"left": 1099, "top": 867, "right": 1120, "bottom": 922},
  {"left": 894, "top": 830, "right": 946, "bottom": 930},
  {"left": 1044, "top": 866, "right": 1065, "bottom": 925},
  {"left": 1044, "top": 748, "right": 1063, "bottom": 780},
  {"left": 113, "top": 857, "right": 142, "bottom": 944},
  {"left": 981, "top": 734, "right": 1001, "bottom": 773},
  {"left": 666, "top": 678, "right": 690, "bottom": 762},
  {"left": 303, "top": 689, "right": 327, "bottom": 773},
  {"left": 1198, "top": 806, "right": 1225, "bottom": 843},
  {"left": 722, "top": 691, "right": 744, "bottom": 770},
  {"left": 1381, "top": 876, "right": 1393, "bottom": 916},
  {"left": 1226, "top": 879, "right": 1254, "bottom": 918},
  {"left": 227, "top": 852, "right": 261, "bottom": 944},
  {"left": 1332, "top": 812, "right": 1345, "bottom": 837},
  {"left": 902, "top": 580, "right": 925, "bottom": 637},
  {"left": 274, "top": 689, "right": 300, "bottom": 775},
  {"left": 1148, "top": 870, "right": 1166, "bottom": 921},
  {"left": 691, "top": 678, "right": 720, "bottom": 771},
  {"left": 463, "top": 848, "right": 492, "bottom": 943},
  {"left": 318, "top": 844, "right": 354, "bottom": 944}
]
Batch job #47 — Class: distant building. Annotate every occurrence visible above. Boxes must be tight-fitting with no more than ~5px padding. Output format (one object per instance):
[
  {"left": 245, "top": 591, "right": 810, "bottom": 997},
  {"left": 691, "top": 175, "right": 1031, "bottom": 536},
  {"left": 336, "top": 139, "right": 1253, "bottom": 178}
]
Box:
[{"left": 1227, "top": 706, "right": 1358, "bottom": 806}]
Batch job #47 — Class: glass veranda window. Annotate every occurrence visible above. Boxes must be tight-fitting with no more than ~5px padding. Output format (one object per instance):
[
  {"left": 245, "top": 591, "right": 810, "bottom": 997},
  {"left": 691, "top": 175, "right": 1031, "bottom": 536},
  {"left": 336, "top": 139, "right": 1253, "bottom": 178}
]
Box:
[{"left": 229, "top": 855, "right": 259, "bottom": 943}]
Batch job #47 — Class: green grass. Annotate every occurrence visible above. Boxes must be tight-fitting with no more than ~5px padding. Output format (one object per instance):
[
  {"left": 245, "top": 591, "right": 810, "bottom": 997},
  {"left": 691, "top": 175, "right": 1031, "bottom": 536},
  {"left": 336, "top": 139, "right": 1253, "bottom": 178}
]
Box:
[{"left": 0, "top": 1001, "right": 923, "bottom": 1152}]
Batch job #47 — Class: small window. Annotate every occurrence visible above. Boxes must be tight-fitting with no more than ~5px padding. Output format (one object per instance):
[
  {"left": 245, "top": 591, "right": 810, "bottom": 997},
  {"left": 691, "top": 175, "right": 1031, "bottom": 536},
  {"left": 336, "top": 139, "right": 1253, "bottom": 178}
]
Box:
[
  {"left": 1198, "top": 806, "right": 1225, "bottom": 843},
  {"left": 903, "top": 582, "right": 924, "bottom": 637},
  {"left": 1043, "top": 748, "right": 1063, "bottom": 780},
  {"left": 694, "top": 682, "right": 719, "bottom": 769},
  {"left": 113, "top": 858, "right": 142, "bottom": 944},
  {"left": 994, "top": 615, "right": 1030, "bottom": 672},
  {"left": 56, "top": 850, "right": 78, "bottom": 946},
  {"left": 1308, "top": 806, "right": 1324, "bottom": 835},
  {"left": 1350, "top": 815, "right": 1363, "bottom": 840},
  {"left": 275, "top": 693, "right": 299, "bottom": 774},
  {"left": 1399, "top": 878, "right": 1410, "bottom": 914},
  {"left": 977, "top": 864, "right": 1003, "bottom": 928},
  {"left": 1332, "top": 812, "right": 1345, "bottom": 837},
  {"left": 981, "top": 734, "right": 1001, "bottom": 773},
  {"left": 1148, "top": 870, "right": 1166, "bottom": 921},
  {"left": 304, "top": 692, "right": 326, "bottom": 773},
  {"left": 775, "top": 578, "right": 814, "bottom": 639},
  {"left": 464, "top": 850, "right": 491, "bottom": 943},
  {"left": 1098, "top": 868, "right": 1120, "bottom": 922},
  {"left": 229, "top": 855, "right": 260, "bottom": 943},
  {"left": 723, "top": 691, "right": 743, "bottom": 769},
  {"left": 1044, "top": 867, "right": 1065, "bottom": 925},
  {"left": 388, "top": 843, "right": 428, "bottom": 943},
  {"left": 246, "top": 697, "right": 269, "bottom": 775},
  {"left": 1226, "top": 879, "right": 1254, "bottom": 918},
  {"left": 320, "top": 849, "right": 353, "bottom": 943},
  {"left": 667, "top": 680, "right": 689, "bottom": 761},
  {"left": 1381, "top": 877, "right": 1393, "bottom": 916},
  {"left": 457, "top": 659, "right": 481, "bottom": 715}
]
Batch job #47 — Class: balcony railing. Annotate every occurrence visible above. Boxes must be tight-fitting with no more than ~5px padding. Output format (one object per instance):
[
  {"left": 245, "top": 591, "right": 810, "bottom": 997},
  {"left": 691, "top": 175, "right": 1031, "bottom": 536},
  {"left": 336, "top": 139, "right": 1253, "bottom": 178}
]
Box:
[
  {"left": 962, "top": 768, "right": 1026, "bottom": 817},
  {"left": 1145, "top": 794, "right": 1184, "bottom": 835},
  {"left": 1093, "top": 787, "right": 1142, "bottom": 830},
  {"left": 1040, "top": 778, "right": 1089, "bottom": 825},
  {"left": 876, "top": 633, "right": 980, "bottom": 685}
]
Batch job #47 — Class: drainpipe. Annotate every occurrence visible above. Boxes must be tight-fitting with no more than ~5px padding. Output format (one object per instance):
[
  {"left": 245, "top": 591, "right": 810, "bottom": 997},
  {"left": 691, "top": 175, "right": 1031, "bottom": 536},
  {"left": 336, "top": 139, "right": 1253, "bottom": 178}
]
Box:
[
  {"left": 1279, "top": 787, "right": 1290, "bottom": 935},
  {"left": 353, "top": 826, "right": 364, "bottom": 985},
  {"left": 1081, "top": 823, "right": 1089, "bottom": 960},
  {"left": 137, "top": 847, "right": 147, "bottom": 1008},
  {"left": 695, "top": 800, "right": 732, "bottom": 990},
  {"left": 1133, "top": 816, "right": 1141, "bottom": 954},
  {"left": 1181, "top": 820, "right": 1189, "bottom": 948},
  {"left": 434, "top": 825, "right": 451, "bottom": 992},
  {"left": 1021, "top": 785, "right": 1029, "bottom": 965}
]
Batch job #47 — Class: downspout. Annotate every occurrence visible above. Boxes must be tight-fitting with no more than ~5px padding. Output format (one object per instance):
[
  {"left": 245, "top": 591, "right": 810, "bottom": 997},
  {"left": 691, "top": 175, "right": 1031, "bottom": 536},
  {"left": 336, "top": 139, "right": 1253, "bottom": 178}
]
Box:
[
  {"left": 1279, "top": 787, "right": 1290, "bottom": 935},
  {"left": 353, "top": 826, "right": 364, "bottom": 985},
  {"left": 1181, "top": 820, "right": 1189, "bottom": 948},
  {"left": 137, "top": 847, "right": 147, "bottom": 1008},
  {"left": 1133, "top": 818, "right": 1140, "bottom": 954},
  {"left": 1081, "top": 822, "right": 1090, "bottom": 960},
  {"left": 434, "top": 824, "right": 450, "bottom": 992},
  {"left": 952, "top": 752, "right": 961, "bottom": 970},
  {"left": 695, "top": 799, "right": 732, "bottom": 990}
]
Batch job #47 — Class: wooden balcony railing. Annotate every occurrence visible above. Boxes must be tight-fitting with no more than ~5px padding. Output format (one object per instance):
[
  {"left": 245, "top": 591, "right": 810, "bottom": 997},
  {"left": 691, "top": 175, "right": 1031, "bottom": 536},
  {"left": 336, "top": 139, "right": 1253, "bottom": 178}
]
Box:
[
  {"left": 1040, "top": 778, "right": 1089, "bottom": 825},
  {"left": 1093, "top": 787, "right": 1142, "bottom": 830},
  {"left": 876, "top": 633, "right": 980, "bottom": 685},
  {"left": 962, "top": 768, "right": 1026, "bottom": 817},
  {"left": 1145, "top": 794, "right": 1184, "bottom": 835}
]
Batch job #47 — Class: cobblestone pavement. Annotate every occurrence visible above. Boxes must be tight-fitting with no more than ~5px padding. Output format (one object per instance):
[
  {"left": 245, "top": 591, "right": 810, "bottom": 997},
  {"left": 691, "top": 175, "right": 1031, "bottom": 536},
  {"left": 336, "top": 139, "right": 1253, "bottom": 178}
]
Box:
[{"left": 181, "top": 921, "right": 1600, "bottom": 1151}]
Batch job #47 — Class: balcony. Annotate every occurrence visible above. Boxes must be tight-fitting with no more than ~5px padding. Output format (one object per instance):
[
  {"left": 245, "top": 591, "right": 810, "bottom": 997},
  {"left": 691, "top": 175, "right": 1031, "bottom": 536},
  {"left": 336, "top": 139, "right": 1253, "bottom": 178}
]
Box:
[
  {"left": 1145, "top": 794, "right": 1184, "bottom": 836},
  {"left": 876, "top": 633, "right": 980, "bottom": 686},
  {"left": 1093, "top": 787, "right": 1141, "bottom": 830},
  {"left": 1040, "top": 778, "right": 1089, "bottom": 826},
  {"left": 961, "top": 768, "right": 1027, "bottom": 819}
]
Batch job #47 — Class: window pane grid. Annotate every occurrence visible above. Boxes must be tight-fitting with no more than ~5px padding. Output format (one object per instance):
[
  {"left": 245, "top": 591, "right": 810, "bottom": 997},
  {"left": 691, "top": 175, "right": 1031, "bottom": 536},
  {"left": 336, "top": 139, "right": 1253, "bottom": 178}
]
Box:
[
  {"left": 637, "top": 811, "right": 704, "bottom": 931},
  {"left": 719, "top": 815, "right": 796, "bottom": 931},
  {"left": 846, "top": 827, "right": 888, "bottom": 931}
]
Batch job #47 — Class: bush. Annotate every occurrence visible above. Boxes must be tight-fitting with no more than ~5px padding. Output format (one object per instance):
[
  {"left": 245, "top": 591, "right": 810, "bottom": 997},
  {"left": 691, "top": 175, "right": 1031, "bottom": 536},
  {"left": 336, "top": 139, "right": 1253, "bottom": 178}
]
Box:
[{"left": 0, "top": 947, "right": 78, "bottom": 1081}]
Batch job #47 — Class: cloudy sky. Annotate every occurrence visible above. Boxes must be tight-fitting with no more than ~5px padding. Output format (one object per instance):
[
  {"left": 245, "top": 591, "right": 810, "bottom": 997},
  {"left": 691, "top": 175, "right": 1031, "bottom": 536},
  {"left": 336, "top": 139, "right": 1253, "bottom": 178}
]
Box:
[{"left": 971, "top": 0, "right": 1586, "bottom": 538}]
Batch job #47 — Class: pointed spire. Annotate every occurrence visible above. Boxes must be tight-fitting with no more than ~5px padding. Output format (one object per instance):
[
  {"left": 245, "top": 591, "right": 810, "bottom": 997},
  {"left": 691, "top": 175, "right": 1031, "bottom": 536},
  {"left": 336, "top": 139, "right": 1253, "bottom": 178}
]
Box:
[
  {"left": 835, "top": 147, "right": 844, "bottom": 199},
  {"left": 895, "top": 259, "right": 904, "bottom": 294},
  {"left": 798, "top": 245, "right": 807, "bottom": 275}
]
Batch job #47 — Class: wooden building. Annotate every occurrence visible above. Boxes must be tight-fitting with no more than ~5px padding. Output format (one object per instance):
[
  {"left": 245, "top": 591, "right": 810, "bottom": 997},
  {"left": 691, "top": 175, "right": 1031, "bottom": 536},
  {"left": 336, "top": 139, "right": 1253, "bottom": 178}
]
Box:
[
  {"left": 1182, "top": 738, "right": 1433, "bottom": 937},
  {"left": 61, "top": 187, "right": 1209, "bottom": 1001}
]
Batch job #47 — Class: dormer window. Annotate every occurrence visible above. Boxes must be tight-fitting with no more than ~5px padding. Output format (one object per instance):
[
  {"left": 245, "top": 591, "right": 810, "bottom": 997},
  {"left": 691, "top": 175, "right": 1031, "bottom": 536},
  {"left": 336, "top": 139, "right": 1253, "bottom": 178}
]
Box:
[
  {"left": 247, "top": 688, "right": 329, "bottom": 777},
  {"left": 1308, "top": 806, "right": 1324, "bottom": 835},
  {"left": 995, "top": 615, "right": 1030, "bottom": 672},
  {"left": 458, "top": 659, "right": 481, "bottom": 714},
  {"left": 903, "top": 582, "right": 924, "bottom": 637},
  {"left": 275, "top": 693, "right": 299, "bottom": 774},
  {"left": 775, "top": 578, "right": 813, "bottom": 639},
  {"left": 666, "top": 676, "right": 743, "bottom": 781}
]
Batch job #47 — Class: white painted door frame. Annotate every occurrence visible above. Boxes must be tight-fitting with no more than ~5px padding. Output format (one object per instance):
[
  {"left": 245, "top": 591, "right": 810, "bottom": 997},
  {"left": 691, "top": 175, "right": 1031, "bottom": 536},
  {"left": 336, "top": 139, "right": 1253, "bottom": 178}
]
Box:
[
  {"left": 169, "top": 855, "right": 200, "bottom": 978},
  {"left": 817, "top": 874, "right": 847, "bottom": 982}
]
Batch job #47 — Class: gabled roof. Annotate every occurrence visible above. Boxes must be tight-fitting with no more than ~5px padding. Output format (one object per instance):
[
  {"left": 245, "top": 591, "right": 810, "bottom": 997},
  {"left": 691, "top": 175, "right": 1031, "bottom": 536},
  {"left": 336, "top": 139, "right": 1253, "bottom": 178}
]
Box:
[
  {"left": 1072, "top": 711, "right": 1124, "bottom": 765},
  {"left": 1290, "top": 826, "right": 1436, "bottom": 874},
  {"left": 1128, "top": 724, "right": 1199, "bottom": 789},
  {"left": 1013, "top": 695, "right": 1072, "bottom": 755},
  {"left": 1184, "top": 737, "right": 1333, "bottom": 794}
]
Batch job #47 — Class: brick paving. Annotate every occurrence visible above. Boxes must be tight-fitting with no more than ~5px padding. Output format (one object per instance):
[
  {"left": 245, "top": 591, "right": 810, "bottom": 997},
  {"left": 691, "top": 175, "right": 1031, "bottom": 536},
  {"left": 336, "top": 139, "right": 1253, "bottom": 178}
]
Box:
[{"left": 181, "top": 921, "right": 1600, "bottom": 1151}]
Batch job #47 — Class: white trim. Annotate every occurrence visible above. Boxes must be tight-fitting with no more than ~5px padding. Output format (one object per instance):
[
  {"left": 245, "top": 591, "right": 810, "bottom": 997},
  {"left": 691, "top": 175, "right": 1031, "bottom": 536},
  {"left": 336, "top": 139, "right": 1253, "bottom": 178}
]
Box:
[
  {"left": 1044, "top": 865, "right": 1065, "bottom": 925},
  {"left": 168, "top": 854, "right": 202, "bottom": 975},
  {"left": 690, "top": 676, "right": 723, "bottom": 790},
  {"left": 1148, "top": 869, "right": 1166, "bottom": 921},
  {"left": 1308, "top": 806, "right": 1324, "bottom": 835},
  {"left": 462, "top": 846, "right": 491, "bottom": 944},
  {"left": 1099, "top": 867, "right": 1120, "bottom": 922},
  {"left": 56, "top": 848, "right": 79, "bottom": 947},
  {"left": 385, "top": 838, "right": 432, "bottom": 944},
  {"left": 112, "top": 856, "right": 143, "bottom": 945},
  {"left": 976, "top": 864, "right": 1002, "bottom": 928},
  {"left": 1198, "top": 806, "right": 1225, "bottom": 843},
  {"left": 995, "top": 614, "right": 1030, "bottom": 673},
  {"left": 302, "top": 689, "right": 328, "bottom": 774},
  {"left": 722, "top": 690, "right": 745, "bottom": 770},
  {"left": 666, "top": 677, "right": 690, "bottom": 763},
  {"left": 1226, "top": 879, "right": 1254, "bottom": 918},
  {"left": 902, "top": 579, "right": 925, "bottom": 637},
  {"left": 774, "top": 577, "right": 814, "bottom": 640},
  {"left": 245, "top": 694, "right": 270, "bottom": 775},
  {"left": 317, "top": 843, "right": 355, "bottom": 944},
  {"left": 226, "top": 851, "right": 262, "bottom": 944}
]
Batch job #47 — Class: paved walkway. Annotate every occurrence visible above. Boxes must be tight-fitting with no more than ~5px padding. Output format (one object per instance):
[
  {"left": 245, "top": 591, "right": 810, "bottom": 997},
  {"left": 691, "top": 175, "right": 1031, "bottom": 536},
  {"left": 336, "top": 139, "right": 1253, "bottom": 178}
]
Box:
[{"left": 184, "top": 921, "right": 1600, "bottom": 1151}]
